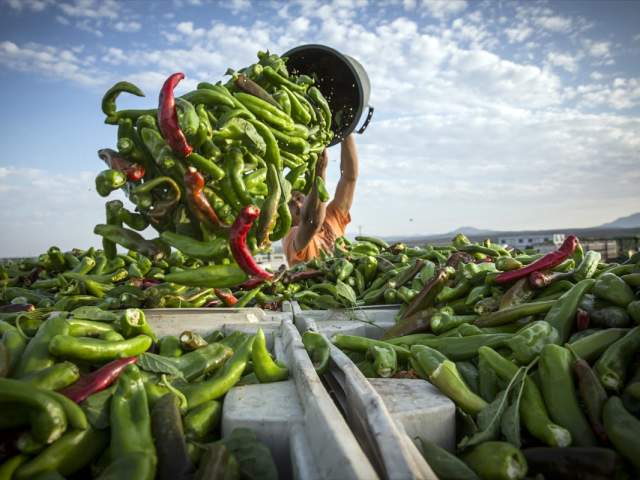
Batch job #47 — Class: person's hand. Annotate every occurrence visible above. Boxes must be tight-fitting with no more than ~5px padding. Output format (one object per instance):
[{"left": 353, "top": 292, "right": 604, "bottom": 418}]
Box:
[{"left": 316, "top": 149, "right": 329, "bottom": 179}]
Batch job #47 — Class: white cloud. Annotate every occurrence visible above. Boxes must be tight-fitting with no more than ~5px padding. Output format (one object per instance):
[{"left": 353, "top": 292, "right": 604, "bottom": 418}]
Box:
[
  {"left": 5, "top": 0, "right": 53, "bottom": 11},
  {"left": 75, "top": 19, "right": 103, "bottom": 37},
  {"left": 504, "top": 24, "right": 533, "bottom": 43},
  {"left": 422, "top": 0, "right": 468, "bottom": 19},
  {"left": 535, "top": 15, "right": 572, "bottom": 33},
  {"left": 0, "top": 168, "right": 123, "bottom": 257},
  {"left": 546, "top": 51, "right": 578, "bottom": 73},
  {"left": 0, "top": 40, "right": 102, "bottom": 86},
  {"left": 226, "top": 0, "right": 250, "bottom": 13},
  {"left": 586, "top": 40, "right": 611, "bottom": 58},
  {"left": 58, "top": 0, "right": 119, "bottom": 19},
  {"left": 113, "top": 21, "right": 141, "bottom": 33},
  {"left": 590, "top": 71, "right": 604, "bottom": 81},
  {"left": 575, "top": 78, "right": 640, "bottom": 110}
]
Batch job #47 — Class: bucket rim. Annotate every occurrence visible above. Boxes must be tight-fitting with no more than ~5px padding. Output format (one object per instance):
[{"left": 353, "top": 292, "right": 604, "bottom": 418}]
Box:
[{"left": 282, "top": 43, "right": 365, "bottom": 146}]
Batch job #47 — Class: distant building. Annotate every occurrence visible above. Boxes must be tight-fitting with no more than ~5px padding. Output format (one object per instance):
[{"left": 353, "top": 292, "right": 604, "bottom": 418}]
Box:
[
  {"left": 497, "top": 233, "right": 565, "bottom": 252},
  {"left": 582, "top": 239, "right": 619, "bottom": 261}
]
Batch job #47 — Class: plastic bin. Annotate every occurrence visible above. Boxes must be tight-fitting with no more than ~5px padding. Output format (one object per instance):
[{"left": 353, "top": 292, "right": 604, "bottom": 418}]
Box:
[
  {"left": 146, "top": 303, "right": 378, "bottom": 480},
  {"left": 293, "top": 304, "right": 455, "bottom": 479}
]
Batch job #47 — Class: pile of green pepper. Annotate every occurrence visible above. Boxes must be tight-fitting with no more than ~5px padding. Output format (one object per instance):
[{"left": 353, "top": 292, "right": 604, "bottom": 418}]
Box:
[
  {"left": 325, "top": 234, "right": 640, "bottom": 479},
  {"left": 0, "top": 305, "right": 283, "bottom": 479},
  {"left": 93, "top": 50, "right": 333, "bottom": 280}
]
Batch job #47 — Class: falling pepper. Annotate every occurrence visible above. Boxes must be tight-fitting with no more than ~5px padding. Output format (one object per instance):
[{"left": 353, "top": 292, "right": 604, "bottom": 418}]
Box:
[
  {"left": 184, "top": 167, "right": 227, "bottom": 230},
  {"left": 158, "top": 72, "right": 193, "bottom": 157},
  {"left": 230, "top": 206, "right": 273, "bottom": 280}
]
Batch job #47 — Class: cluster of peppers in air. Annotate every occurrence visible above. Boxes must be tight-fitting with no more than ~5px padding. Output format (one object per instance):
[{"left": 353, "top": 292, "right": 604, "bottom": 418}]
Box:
[
  {"left": 0, "top": 306, "right": 283, "bottom": 479},
  {"left": 320, "top": 234, "right": 640, "bottom": 479},
  {"left": 93, "top": 50, "right": 333, "bottom": 284}
]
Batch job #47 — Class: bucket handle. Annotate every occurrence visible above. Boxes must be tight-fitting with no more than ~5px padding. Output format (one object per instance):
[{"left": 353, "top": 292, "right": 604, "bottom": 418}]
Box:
[{"left": 356, "top": 106, "right": 374, "bottom": 135}]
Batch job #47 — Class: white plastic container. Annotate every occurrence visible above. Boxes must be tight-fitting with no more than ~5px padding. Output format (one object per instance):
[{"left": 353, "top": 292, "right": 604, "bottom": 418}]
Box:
[
  {"left": 145, "top": 304, "right": 378, "bottom": 480},
  {"left": 294, "top": 305, "right": 456, "bottom": 478}
]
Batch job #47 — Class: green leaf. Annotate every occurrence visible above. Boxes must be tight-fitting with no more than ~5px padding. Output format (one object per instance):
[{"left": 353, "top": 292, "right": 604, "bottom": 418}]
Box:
[
  {"left": 336, "top": 280, "right": 357, "bottom": 307},
  {"left": 137, "top": 352, "right": 184, "bottom": 379},
  {"left": 459, "top": 367, "right": 526, "bottom": 449},
  {"left": 81, "top": 385, "right": 115, "bottom": 430},
  {"left": 220, "top": 428, "right": 278, "bottom": 480},
  {"left": 501, "top": 364, "right": 530, "bottom": 447}
]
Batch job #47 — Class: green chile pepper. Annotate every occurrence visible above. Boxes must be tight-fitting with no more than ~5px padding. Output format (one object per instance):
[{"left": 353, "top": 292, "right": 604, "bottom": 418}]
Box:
[
  {"left": 543, "top": 279, "right": 595, "bottom": 343},
  {"left": 164, "top": 264, "right": 248, "bottom": 288},
  {"left": 14, "top": 428, "right": 108, "bottom": 480},
  {"left": 461, "top": 441, "right": 527, "bottom": 480},
  {"left": 367, "top": 344, "right": 397, "bottom": 378},
  {"left": 256, "top": 163, "right": 281, "bottom": 246},
  {"left": 118, "top": 308, "right": 156, "bottom": 340},
  {"left": 0, "top": 320, "right": 26, "bottom": 375},
  {"left": 102, "top": 80, "right": 145, "bottom": 122},
  {"left": 475, "top": 299, "right": 555, "bottom": 327},
  {"left": 100, "top": 364, "right": 157, "bottom": 480},
  {"left": 161, "top": 231, "right": 227, "bottom": 260},
  {"left": 505, "top": 321, "right": 559, "bottom": 365},
  {"left": 183, "top": 399, "right": 222, "bottom": 440},
  {"left": 602, "top": 396, "right": 640, "bottom": 471},
  {"left": 629, "top": 300, "right": 640, "bottom": 324},
  {"left": 22, "top": 361, "right": 80, "bottom": 391},
  {"left": 416, "top": 438, "right": 478, "bottom": 480},
  {"left": 301, "top": 331, "right": 330, "bottom": 374},
  {"left": 186, "top": 152, "right": 225, "bottom": 180},
  {"left": 180, "top": 335, "right": 255, "bottom": 409},
  {"left": 411, "top": 345, "right": 487, "bottom": 415},
  {"left": 594, "top": 326, "right": 640, "bottom": 391},
  {"left": 593, "top": 273, "right": 635, "bottom": 307},
  {"left": 538, "top": 344, "right": 597, "bottom": 446},
  {"left": 49, "top": 334, "right": 152, "bottom": 363},
  {"left": 151, "top": 393, "right": 193, "bottom": 480},
  {"left": 252, "top": 328, "right": 288, "bottom": 383},
  {"left": 95, "top": 169, "right": 127, "bottom": 197},
  {"left": 15, "top": 315, "right": 70, "bottom": 377},
  {"left": 568, "top": 327, "right": 629, "bottom": 363},
  {"left": 478, "top": 346, "right": 571, "bottom": 447},
  {"left": 0, "top": 378, "right": 67, "bottom": 444},
  {"left": 333, "top": 334, "right": 410, "bottom": 360}
]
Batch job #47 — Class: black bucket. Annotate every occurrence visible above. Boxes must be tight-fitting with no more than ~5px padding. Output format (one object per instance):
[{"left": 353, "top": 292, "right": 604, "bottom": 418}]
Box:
[{"left": 283, "top": 44, "right": 374, "bottom": 147}]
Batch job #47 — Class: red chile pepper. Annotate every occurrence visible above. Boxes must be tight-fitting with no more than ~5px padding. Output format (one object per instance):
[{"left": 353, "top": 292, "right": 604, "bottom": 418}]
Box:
[
  {"left": 143, "top": 278, "right": 162, "bottom": 288},
  {"left": 98, "top": 148, "right": 145, "bottom": 181},
  {"left": 496, "top": 235, "right": 579, "bottom": 284},
  {"left": 0, "top": 303, "right": 35, "bottom": 313},
  {"left": 238, "top": 277, "right": 266, "bottom": 290},
  {"left": 214, "top": 288, "right": 238, "bottom": 307},
  {"left": 61, "top": 356, "right": 137, "bottom": 403},
  {"left": 576, "top": 308, "right": 590, "bottom": 331},
  {"left": 204, "top": 300, "right": 222, "bottom": 308},
  {"left": 158, "top": 72, "right": 193, "bottom": 157},
  {"left": 285, "top": 269, "right": 324, "bottom": 284},
  {"left": 185, "top": 167, "right": 226, "bottom": 229},
  {"left": 230, "top": 206, "right": 273, "bottom": 280}
]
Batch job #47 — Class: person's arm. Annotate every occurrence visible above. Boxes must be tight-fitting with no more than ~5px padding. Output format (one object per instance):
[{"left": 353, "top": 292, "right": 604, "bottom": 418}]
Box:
[
  {"left": 331, "top": 134, "right": 359, "bottom": 212},
  {"left": 293, "top": 150, "right": 329, "bottom": 252}
]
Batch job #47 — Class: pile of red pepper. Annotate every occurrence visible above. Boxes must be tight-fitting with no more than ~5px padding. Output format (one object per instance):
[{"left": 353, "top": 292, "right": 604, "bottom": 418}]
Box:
[{"left": 93, "top": 51, "right": 334, "bottom": 286}]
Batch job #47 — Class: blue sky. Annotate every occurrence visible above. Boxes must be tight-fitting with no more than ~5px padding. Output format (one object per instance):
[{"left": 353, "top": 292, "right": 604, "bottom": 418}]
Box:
[{"left": 1, "top": 0, "right": 639, "bottom": 256}]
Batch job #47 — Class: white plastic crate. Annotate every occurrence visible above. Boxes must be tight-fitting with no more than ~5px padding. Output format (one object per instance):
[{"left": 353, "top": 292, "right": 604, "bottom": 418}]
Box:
[
  {"left": 294, "top": 305, "right": 455, "bottom": 479},
  {"left": 145, "top": 303, "right": 378, "bottom": 480}
]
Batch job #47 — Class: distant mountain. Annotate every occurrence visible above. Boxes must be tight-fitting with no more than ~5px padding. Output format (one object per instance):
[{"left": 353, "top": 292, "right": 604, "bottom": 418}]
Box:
[
  {"left": 445, "top": 226, "right": 496, "bottom": 236},
  {"left": 599, "top": 212, "right": 640, "bottom": 229}
]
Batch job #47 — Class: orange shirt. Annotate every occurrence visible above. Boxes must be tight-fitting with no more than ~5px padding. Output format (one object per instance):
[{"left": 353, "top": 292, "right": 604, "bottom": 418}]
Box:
[{"left": 283, "top": 201, "right": 351, "bottom": 266}]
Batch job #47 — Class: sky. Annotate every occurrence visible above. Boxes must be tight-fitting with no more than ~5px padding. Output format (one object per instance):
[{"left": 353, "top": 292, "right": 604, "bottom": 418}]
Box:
[{"left": 0, "top": 0, "right": 639, "bottom": 257}]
